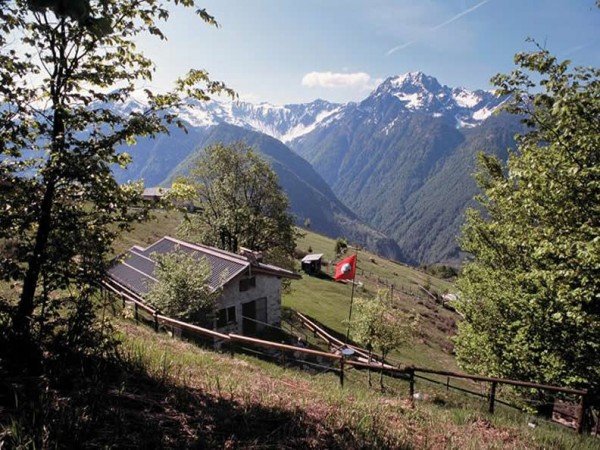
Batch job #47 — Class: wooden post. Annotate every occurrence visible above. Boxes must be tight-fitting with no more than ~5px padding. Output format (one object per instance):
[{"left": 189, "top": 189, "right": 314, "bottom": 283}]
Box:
[
  {"left": 121, "top": 293, "right": 125, "bottom": 308},
  {"left": 339, "top": 357, "right": 345, "bottom": 388},
  {"left": 409, "top": 368, "right": 415, "bottom": 399},
  {"left": 489, "top": 381, "right": 497, "bottom": 414},
  {"left": 153, "top": 312, "right": 159, "bottom": 332},
  {"left": 134, "top": 302, "right": 138, "bottom": 322},
  {"left": 577, "top": 393, "right": 588, "bottom": 434},
  {"left": 446, "top": 376, "right": 450, "bottom": 391},
  {"left": 280, "top": 342, "right": 286, "bottom": 366}
]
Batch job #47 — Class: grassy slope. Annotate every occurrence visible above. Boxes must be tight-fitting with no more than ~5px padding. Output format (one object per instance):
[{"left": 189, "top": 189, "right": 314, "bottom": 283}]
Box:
[
  {"left": 103, "top": 212, "right": 596, "bottom": 448},
  {"left": 287, "top": 229, "right": 458, "bottom": 370},
  {"left": 117, "top": 212, "right": 458, "bottom": 369},
  {"left": 110, "top": 318, "right": 596, "bottom": 449}
]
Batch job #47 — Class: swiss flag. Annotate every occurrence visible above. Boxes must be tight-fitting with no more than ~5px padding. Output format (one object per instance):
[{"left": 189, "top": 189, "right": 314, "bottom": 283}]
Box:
[{"left": 334, "top": 254, "right": 357, "bottom": 281}]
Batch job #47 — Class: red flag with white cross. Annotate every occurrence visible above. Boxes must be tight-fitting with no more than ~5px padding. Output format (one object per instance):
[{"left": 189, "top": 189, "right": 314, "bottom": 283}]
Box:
[{"left": 334, "top": 254, "right": 357, "bottom": 281}]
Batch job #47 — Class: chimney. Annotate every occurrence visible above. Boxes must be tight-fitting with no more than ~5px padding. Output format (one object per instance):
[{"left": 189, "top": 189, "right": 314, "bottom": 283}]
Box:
[{"left": 239, "top": 247, "right": 263, "bottom": 264}]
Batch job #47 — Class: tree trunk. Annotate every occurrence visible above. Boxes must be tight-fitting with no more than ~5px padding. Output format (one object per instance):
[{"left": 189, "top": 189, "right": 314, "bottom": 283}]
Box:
[
  {"left": 15, "top": 106, "right": 64, "bottom": 334},
  {"left": 14, "top": 179, "right": 56, "bottom": 332}
]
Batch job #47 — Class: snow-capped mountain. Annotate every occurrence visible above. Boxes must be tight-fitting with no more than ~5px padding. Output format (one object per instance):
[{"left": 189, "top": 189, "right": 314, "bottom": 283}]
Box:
[
  {"left": 356, "top": 71, "right": 506, "bottom": 129},
  {"left": 173, "top": 98, "right": 343, "bottom": 143},
  {"left": 113, "top": 71, "right": 515, "bottom": 264},
  {"left": 121, "top": 72, "right": 505, "bottom": 144},
  {"left": 289, "top": 71, "right": 520, "bottom": 264}
]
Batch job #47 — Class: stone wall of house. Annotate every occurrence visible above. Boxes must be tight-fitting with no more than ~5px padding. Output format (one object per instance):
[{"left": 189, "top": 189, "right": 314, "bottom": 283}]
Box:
[{"left": 217, "top": 273, "right": 282, "bottom": 334}]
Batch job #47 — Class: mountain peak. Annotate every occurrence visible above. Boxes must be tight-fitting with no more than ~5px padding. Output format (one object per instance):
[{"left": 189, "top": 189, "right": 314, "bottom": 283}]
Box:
[
  {"left": 364, "top": 72, "right": 504, "bottom": 126},
  {"left": 377, "top": 71, "right": 442, "bottom": 95}
]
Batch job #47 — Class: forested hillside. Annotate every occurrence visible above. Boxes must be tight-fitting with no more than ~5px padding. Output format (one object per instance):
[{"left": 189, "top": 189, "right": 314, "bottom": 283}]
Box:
[
  {"left": 291, "top": 74, "right": 522, "bottom": 264},
  {"left": 162, "top": 123, "right": 405, "bottom": 260}
]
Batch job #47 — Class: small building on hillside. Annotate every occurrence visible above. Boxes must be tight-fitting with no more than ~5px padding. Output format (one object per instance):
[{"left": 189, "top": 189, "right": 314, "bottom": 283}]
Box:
[
  {"left": 301, "top": 253, "right": 323, "bottom": 275},
  {"left": 142, "top": 187, "right": 170, "bottom": 203},
  {"left": 107, "top": 236, "right": 301, "bottom": 335}
]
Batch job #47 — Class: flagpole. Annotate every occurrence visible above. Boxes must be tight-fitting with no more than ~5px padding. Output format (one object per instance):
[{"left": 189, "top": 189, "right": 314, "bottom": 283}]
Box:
[{"left": 345, "top": 254, "right": 357, "bottom": 344}]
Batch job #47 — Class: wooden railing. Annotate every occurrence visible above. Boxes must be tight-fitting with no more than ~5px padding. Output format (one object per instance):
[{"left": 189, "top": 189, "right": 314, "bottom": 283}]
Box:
[
  {"left": 293, "top": 309, "right": 593, "bottom": 434},
  {"left": 102, "top": 278, "right": 594, "bottom": 434}
]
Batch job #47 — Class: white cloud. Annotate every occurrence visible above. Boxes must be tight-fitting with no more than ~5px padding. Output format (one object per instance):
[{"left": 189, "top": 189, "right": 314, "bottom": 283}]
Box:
[{"left": 301, "top": 71, "right": 373, "bottom": 89}]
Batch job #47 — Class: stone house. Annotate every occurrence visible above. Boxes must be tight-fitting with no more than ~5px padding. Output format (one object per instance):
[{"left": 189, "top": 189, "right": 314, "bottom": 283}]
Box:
[{"left": 107, "top": 236, "right": 300, "bottom": 335}]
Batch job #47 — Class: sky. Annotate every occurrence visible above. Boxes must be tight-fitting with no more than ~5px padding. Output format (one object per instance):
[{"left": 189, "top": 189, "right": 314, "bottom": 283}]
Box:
[{"left": 135, "top": 0, "right": 600, "bottom": 105}]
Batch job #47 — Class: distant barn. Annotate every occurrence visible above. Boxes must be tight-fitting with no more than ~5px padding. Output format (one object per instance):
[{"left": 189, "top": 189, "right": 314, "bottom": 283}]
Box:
[
  {"left": 107, "top": 236, "right": 300, "bottom": 335},
  {"left": 142, "top": 187, "right": 169, "bottom": 203},
  {"left": 301, "top": 253, "right": 323, "bottom": 275}
]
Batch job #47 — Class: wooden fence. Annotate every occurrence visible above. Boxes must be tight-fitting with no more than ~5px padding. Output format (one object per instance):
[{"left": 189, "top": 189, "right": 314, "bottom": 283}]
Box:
[
  {"left": 293, "top": 310, "right": 594, "bottom": 434},
  {"left": 101, "top": 278, "right": 595, "bottom": 434}
]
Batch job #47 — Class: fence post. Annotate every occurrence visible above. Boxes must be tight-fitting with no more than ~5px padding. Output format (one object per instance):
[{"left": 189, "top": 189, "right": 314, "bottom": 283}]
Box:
[
  {"left": 121, "top": 293, "right": 125, "bottom": 308},
  {"left": 577, "top": 393, "right": 588, "bottom": 434},
  {"left": 446, "top": 376, "right": 450, "bottom": 391},
  {"left": 134, "top": 303, "right": 138, "bottom": 322},
  {"left": 409, "top": 368, "right": 415, "bottom": 399},
  {"left": 489, "top": 381, "right": 497, "bottom": 414},
  {"left": 153, "top": 311, "right": 159, "bottom": 332},
  {"left": 339, "top": 357, "right": 345, "bottom": 388}
]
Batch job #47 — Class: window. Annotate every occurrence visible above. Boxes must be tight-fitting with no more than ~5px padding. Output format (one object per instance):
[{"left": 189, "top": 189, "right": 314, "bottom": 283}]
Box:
[
  {"left": 239, "top": 276, "right": 256, "bottom": 292},
  {"left": 217, "top": 306, "right": 236, "bottom": 328}
]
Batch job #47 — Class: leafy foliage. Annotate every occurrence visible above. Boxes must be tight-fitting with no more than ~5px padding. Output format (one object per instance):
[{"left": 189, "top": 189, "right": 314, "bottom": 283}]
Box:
[
  {"left": 0, "top": 0, "right": 230, "bottom": 366},
  {"left": 146, "top": 250, "right": 218, "bottom": 324},
  {"left": 334, "top": 238, "right": 348, "bottom": 256},
  {"left": 455, "top": 47, "right": 600, "bottom": 396},
  {"left": 172, "top": 142, "right": 298, "bottom": 264},
  {"left": 349, "top": 290, "right": 418, "bottom": 387}
]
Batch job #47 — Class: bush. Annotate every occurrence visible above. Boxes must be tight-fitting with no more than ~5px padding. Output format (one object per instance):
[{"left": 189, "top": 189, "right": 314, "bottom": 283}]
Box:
[{"left": 146, "top": 250, "right": 219, "bottom": 324}]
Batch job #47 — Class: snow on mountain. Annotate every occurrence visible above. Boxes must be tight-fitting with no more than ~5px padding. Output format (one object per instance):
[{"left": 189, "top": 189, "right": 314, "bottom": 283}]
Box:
[
  {"left": 170, "top": 98, "right": 343, "bottom": 143},
  {"left": 366, "top": 71, "right": 506, "bottom": 128},
  {"left": 115, "top": 72, "right": 505, "bottom": 144}
]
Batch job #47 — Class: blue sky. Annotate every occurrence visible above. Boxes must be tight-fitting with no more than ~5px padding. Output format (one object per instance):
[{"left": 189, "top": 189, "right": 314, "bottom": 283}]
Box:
[{"left": 136, "top": 0, "right": 600, "bottom": 104}]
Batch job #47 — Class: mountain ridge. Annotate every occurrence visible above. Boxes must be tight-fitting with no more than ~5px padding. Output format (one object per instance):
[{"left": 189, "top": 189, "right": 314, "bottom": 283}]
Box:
[
  {"left": 289, "top": 74, "right": 521, "bottom": 264},
  {"left": 161, "top": 123, "right": 406, "bottom": 261},
  {"left": 114, "top": 71, "right": 520, "bottom": 264}
]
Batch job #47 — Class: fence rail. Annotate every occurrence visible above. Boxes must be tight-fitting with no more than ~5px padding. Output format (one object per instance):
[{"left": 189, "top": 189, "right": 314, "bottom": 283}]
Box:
[
  {"left": 292, "top": 308, "right": 593, "bottom": 434},
  {"left": 101, "top": 278, "right": 595, "bottom": 434}
]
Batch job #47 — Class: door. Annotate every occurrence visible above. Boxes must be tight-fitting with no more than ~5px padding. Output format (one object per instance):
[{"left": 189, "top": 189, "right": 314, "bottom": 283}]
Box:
[
  {"left": 242, "top": 300, "right": 257, "bottom": 336},
  {"left": 242, "top": 298, "right": 268, "bottom": 336}
]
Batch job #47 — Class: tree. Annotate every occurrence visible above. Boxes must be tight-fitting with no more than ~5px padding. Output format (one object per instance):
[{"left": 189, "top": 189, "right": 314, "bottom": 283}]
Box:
[
  {"left": 146, "top": 250, "right": 219, "bottom": 324},
  {"left": 349, "top": 290, "right": 418, "bottom": 388},
  {"left": 0, "top": 0, "right": 232, "bottom": 364},
  {"left": 334, "top": 238, "right": 348, "bottom": 256},
  {"left": 172, "top": 142, "right": 298, "bottom": 265},
  {"left": 455, "top": 46, "right": 600, "bottom": 398}
]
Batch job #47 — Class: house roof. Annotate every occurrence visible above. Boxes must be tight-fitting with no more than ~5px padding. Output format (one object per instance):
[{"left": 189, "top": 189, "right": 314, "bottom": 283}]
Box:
[
  {"left": 107, "top": 236, "right": 300, "bottom": 296},
  {"left": 301, "top": 253, "right": 324, "bottom": 263},
  {"left": 142, "top": 187, "right": 169, "bottom": 198}
]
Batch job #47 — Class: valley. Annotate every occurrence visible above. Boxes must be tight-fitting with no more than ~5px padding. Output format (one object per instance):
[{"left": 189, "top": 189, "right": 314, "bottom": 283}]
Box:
[{"left": 114, "top": 71, "right": 522, "bottom": 265}]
